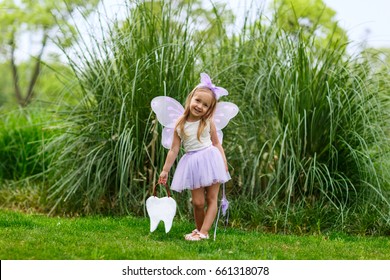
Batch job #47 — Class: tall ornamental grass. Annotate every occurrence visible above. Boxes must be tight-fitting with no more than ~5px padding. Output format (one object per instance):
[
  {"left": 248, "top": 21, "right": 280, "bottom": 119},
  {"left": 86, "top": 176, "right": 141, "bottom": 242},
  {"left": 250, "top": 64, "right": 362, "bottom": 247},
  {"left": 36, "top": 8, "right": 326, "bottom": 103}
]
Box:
[
  {"left": 44, "top": 0, "right": 389, "bottom": 234},
  {"left": 45, "top": 1, "right": 201, "bottom": 214},
  {"left": 208, "top": 17, "right": 390, "bottom": 233}
]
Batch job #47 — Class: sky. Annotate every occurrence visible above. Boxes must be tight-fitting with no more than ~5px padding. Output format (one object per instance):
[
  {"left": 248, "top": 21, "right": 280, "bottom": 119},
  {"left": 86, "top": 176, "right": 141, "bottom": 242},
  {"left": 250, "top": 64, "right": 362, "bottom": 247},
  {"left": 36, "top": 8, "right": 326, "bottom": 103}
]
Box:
[{"left": 322, "top": 0, "right": 390, "bottom": 48}]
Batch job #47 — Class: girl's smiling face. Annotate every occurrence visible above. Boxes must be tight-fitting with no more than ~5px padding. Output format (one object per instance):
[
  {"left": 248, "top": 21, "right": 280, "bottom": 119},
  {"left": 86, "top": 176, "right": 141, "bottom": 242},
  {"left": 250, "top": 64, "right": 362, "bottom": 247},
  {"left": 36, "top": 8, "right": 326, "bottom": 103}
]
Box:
[{"left": 188, "top": 89, "right": 214, "bottom": 121}]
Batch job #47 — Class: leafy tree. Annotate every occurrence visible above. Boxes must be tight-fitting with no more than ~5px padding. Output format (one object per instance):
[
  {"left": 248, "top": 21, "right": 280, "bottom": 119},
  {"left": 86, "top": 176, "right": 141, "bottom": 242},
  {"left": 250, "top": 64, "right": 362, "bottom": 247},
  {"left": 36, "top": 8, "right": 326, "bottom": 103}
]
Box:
[
  {"left": 0, "top": 58, "right": 77, "bottom": 109},
  {"left": 0, "top": 0, "right": 100, "bottom": 107},
  {"left": 270, "top": 0, "right": 348, "bottom": 48}
]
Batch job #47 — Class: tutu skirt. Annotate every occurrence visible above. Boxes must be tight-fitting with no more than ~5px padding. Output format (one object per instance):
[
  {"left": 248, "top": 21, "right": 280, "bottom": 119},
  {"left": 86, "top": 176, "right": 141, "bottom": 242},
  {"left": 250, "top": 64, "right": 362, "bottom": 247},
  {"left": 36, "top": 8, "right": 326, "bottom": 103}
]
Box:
[{"left": 171, "top": 145, "right": 231, "bottom": 192}]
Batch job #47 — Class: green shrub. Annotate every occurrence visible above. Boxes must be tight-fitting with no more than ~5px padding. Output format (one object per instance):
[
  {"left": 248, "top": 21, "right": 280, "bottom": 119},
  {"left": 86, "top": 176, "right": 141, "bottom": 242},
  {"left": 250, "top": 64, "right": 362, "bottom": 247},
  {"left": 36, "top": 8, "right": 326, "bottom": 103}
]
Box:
[{"left": 0, "top": 108, "right": 57, "bottom": 180}]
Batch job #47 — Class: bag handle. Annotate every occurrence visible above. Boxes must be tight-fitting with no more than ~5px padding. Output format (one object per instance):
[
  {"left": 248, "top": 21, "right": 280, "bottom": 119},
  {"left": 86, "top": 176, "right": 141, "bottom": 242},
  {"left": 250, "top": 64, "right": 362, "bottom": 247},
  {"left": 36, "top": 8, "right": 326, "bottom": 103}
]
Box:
[{"left": 152, "top": 183, "right": 172, "bottom": 198}]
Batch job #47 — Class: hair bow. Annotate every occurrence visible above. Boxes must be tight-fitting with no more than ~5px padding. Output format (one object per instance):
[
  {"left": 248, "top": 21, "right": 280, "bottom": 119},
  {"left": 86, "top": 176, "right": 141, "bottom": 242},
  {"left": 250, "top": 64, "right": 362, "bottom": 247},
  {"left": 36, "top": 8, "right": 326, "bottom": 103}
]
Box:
[{"left": 198, "top": 73, "right": 228, "bottom": 100}]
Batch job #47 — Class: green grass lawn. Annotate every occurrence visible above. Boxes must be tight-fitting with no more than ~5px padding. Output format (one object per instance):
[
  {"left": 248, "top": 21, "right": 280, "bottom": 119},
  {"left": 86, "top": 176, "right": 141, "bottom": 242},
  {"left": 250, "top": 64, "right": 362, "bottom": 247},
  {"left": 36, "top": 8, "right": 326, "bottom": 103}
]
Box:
[{"left": 0, "top": 209, "right": 389, "bottom": 260}]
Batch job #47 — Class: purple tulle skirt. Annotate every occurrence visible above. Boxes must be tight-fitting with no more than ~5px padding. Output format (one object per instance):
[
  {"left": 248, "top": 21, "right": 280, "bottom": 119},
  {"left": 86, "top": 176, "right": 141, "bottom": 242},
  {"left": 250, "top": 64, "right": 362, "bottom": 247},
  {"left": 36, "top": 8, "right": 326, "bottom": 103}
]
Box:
[{"left": 171, "top": 145, "right": 231, "bottom": 192}]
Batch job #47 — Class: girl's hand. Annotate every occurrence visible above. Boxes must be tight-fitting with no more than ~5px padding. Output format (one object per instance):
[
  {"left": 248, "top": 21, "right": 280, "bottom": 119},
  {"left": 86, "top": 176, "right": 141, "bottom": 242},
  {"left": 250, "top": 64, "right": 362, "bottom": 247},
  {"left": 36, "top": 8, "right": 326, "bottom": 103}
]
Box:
[{"left": 158, "top": 171, "right": 168, "bottom": 185}]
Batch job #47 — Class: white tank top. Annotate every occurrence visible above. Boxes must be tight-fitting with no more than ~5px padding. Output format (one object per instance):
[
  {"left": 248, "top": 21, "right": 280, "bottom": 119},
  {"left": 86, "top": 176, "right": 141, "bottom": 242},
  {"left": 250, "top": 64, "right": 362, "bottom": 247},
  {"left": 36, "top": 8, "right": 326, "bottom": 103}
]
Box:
[{"left": 177, "top": 120, "right": 212, "bottom": 152}]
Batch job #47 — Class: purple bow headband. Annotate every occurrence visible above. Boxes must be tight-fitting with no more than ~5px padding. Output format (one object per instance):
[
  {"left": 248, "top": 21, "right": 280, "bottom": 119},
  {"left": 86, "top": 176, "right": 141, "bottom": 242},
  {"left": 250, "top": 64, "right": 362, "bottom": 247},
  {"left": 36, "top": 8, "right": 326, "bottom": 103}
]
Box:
[{"left": 197, "top": 73, "right": 228, "bottom": 100}]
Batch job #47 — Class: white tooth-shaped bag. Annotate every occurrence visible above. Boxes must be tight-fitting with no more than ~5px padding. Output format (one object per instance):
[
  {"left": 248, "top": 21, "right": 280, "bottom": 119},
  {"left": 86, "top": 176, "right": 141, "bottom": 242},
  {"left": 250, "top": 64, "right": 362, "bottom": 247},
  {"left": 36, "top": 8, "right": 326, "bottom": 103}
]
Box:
[{"left": 146, "top": 184, "right": 176, "bottom": 233}]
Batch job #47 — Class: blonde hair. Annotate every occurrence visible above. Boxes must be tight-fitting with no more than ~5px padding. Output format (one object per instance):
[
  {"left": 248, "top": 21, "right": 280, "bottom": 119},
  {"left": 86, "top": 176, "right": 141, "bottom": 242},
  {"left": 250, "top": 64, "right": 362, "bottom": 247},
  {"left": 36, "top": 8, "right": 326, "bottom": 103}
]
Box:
[{"left": 175, "top": 86, "right": 217, "bottom": 141}]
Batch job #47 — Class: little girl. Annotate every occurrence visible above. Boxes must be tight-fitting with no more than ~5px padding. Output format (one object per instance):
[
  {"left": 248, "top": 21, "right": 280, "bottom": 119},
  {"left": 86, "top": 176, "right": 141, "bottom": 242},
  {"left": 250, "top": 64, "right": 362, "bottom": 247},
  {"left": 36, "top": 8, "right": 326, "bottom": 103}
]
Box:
[{"left": 158, "top": 75, "right": 231, "bottom": 241}]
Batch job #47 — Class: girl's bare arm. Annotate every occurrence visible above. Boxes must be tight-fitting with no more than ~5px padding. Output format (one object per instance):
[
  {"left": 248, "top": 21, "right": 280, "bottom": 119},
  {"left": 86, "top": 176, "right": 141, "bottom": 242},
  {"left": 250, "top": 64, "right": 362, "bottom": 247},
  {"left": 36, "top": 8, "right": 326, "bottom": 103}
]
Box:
[{"left": 159, "top": 130, "right": 181, "bottom": 184}]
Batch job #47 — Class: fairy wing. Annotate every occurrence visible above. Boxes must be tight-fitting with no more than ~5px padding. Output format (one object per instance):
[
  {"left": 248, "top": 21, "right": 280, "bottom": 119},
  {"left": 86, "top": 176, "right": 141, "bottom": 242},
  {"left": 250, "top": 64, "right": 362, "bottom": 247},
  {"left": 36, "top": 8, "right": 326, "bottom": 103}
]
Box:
[
  {"left": 213, "top": 102, "right": 239, "bottom": 143},
  {"left": 151, "top": 96, "right": 184, "bottom": 149},
  {"left": 161, "top": 127, "right": 175, "bottom": 149},
  {"left": 151, "top": 96, "right": 184, "bottom": 128}
]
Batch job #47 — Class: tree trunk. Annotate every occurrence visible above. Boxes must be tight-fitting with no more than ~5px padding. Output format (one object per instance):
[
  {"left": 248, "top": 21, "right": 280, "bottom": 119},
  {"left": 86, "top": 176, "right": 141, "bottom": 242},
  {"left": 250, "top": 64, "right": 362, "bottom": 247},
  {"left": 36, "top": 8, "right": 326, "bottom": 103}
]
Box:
[
  {"left": 9, "top": 34, "right": 24, "bottom": 106},
  {"left": 9, "top": 32, "right": 48, "bottom": 107},
  {"left": 24, "top": 33, "right": 48, "bottom": 106}
]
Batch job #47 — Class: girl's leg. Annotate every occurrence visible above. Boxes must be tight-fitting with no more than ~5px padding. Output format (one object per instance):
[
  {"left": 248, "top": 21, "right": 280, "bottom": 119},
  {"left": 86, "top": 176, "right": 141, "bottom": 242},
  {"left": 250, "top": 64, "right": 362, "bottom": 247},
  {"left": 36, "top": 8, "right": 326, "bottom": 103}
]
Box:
[
  {"left": 200, "top": 183, "right": 220, "bottom": 235},
  {"left": 191, "top": 187, "right": 206, "bottom": 231}
]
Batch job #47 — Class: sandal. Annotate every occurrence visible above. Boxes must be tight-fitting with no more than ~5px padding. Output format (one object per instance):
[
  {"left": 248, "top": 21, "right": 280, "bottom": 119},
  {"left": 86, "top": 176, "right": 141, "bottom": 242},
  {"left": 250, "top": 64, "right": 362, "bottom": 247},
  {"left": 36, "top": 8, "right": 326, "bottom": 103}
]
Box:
[
  {"left": 184, "top": 229, "right": 199, "bottom": 239},
  {"left": 185, "top": 232, "right": 209, "bottom": 241}
]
